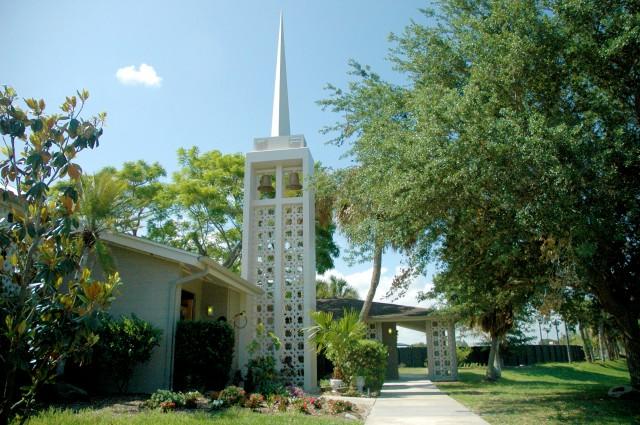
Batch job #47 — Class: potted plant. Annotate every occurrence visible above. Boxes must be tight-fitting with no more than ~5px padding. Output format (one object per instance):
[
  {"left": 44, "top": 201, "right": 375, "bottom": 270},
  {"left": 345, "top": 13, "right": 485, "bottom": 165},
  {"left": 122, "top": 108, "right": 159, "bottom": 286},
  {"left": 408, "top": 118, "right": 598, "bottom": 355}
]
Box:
[{"left": 308, "top": 309, "right": 366, "bottom": 391}]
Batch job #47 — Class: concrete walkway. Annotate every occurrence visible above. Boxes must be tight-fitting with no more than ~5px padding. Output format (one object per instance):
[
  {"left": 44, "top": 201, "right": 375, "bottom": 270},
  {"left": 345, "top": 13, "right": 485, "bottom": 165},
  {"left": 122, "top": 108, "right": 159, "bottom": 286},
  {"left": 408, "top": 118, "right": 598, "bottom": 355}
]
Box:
[{"left": 365, "top": 379, "right": 488, "bottom": 425}]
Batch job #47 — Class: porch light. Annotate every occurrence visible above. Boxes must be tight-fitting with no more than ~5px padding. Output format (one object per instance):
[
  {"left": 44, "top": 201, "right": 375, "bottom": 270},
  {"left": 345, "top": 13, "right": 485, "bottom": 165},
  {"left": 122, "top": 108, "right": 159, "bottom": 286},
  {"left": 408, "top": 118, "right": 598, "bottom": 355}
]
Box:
[
  {"left": 388, "top": 327, "right": 394, "bottom": 335},
  {"left": 207, "top": 306, "right": 214, "bottom": 317},
  {"left": 286, "top": 172, "right": 302, "bottom": 190},
  {"left": 257, "top": 175, "right": 274, "bottom": 193}
]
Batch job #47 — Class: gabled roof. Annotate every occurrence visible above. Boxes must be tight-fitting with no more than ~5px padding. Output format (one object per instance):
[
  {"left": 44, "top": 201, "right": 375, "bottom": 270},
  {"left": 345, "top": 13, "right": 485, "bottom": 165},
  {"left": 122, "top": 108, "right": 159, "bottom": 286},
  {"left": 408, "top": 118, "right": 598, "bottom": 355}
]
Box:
[
  {"left": 101, "top": 232, "right": 263, "bottom": 296},
  {"left": 316, "top": 298, "right": 440, "bottom": 322}
]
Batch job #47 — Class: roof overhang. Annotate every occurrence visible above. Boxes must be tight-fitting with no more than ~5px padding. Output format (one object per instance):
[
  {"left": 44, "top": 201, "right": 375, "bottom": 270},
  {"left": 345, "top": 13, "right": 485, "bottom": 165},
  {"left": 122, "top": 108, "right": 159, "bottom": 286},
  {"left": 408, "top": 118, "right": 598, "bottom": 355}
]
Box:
[{"left": 101, "top": 232, "right": 263, "bottom": 296}]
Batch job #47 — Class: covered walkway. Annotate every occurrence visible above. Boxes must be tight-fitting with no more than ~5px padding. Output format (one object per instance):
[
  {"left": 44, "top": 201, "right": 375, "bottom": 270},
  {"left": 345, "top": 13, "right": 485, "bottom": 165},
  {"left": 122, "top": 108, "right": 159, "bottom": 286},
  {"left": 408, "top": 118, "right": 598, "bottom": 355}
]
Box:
[{"left": 365, "top": 379, "right": 488, "bottom": 425}]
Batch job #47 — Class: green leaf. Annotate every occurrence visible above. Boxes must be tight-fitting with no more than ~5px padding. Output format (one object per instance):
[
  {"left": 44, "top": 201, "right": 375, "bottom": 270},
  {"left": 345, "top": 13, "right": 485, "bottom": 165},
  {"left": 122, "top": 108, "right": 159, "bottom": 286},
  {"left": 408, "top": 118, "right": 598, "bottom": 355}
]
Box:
[
  {"left": 68, "top": 118, "right": 79, "bottom": 136},
  {"left": 31, "top": 118, "right": 43, "bottom": 132}
]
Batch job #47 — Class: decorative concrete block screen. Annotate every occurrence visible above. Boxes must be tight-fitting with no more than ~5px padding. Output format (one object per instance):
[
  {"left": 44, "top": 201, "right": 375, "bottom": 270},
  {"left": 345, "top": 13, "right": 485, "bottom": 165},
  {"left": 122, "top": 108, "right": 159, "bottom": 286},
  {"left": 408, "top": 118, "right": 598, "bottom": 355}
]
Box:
[
  {"left": 251, "top": 194, "right": 306, "bottom": 385},
  {"left": 281, "top": 202, "right": 306, "bottom": 383},
  {"left": 426, "top": 320, "right": 458, "bottom": 380},
  {"left": 254, "top": 206, "right": 277, "bottom": 353},
  {"left": 366, "top": 322, "right": 381, "bottom": 340},
  {"left": 243, "top": 152, "right": 315, "bottom": 391}
]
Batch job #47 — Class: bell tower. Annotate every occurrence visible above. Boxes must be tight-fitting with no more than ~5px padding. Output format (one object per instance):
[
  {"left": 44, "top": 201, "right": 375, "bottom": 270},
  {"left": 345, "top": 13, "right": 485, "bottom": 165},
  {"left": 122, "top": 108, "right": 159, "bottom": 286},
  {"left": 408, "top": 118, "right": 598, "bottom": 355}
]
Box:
[{"left": 240, "top": 14, "right": 317, "bottom": 391}]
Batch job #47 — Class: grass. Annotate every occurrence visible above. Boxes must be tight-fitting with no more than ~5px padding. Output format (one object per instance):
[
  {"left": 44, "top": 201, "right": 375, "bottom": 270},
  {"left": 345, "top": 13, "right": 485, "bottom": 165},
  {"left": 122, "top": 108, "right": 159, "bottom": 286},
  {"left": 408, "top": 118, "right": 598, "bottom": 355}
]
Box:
[
  {"left": 24, "top": 406, "right": 359, "bottom": 425},
  {"left": 401, "top": 360, "right": 639, "bottom": 425}
]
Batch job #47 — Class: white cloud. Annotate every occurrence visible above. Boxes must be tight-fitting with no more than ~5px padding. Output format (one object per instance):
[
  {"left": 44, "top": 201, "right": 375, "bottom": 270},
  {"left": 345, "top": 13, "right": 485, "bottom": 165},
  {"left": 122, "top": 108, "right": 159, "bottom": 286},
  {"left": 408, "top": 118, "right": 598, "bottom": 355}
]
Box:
[{"left": 115, "top": 64, "right": 162, "bottom": 87}]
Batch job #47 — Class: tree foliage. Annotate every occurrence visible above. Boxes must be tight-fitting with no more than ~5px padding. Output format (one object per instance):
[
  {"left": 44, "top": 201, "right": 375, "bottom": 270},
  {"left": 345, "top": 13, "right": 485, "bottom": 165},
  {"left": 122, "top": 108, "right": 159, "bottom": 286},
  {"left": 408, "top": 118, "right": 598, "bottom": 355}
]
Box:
[
  {"left": 90, "top": 314, "right": 161, "bottom": 393},
  {"left": 147, "top": 148, "right": 245, "bottom": 270},
  {"left": 0, "top": 87, "right": 119, "bottom": 424},
  {"left": 320, "top": 0, "right": 640, "bottom": 385},
  {"left": 316, "top": 275, "right": 360, "bottom": 299},
  {"left": 101, "top": 151, "right": 339, "bottom": 275},
  {"left": 111, "top": 160, "right": 166, "bottom": 237},
  {"left": 308, "top": 309, "right": 366, "bottom": 382}
]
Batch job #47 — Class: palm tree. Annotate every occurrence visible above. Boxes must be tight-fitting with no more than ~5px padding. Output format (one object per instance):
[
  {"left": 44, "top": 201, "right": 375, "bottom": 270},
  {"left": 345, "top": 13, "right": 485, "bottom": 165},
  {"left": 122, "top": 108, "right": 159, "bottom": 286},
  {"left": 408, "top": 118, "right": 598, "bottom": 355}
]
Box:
[
  {"left": 316, "top": 275, "right": 360, "bottom": 299},
  {"left": 76, "top": 170, "right": 127, "bottom": 272},
  {"left": 308, "top": 309, "right": 366, "bottom": 381}
]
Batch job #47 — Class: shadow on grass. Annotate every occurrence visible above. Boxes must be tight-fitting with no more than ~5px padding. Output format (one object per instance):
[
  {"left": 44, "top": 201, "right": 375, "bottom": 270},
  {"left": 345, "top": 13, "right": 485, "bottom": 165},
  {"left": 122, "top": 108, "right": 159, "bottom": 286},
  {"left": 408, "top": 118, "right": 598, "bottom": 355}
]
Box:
[{"left": 437, "top": 361, "right": 639, "bottom": 424}]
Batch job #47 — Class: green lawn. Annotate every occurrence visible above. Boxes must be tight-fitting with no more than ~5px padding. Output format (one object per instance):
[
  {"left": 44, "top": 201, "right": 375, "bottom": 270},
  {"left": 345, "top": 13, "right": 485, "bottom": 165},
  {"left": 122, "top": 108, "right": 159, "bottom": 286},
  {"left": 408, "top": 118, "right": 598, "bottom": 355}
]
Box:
[
  {"left": 25, "top": 406, "right": 358, "bottom": 425},
  {"left": 401, "top": 360, "right": 639, "bottom": 425}
]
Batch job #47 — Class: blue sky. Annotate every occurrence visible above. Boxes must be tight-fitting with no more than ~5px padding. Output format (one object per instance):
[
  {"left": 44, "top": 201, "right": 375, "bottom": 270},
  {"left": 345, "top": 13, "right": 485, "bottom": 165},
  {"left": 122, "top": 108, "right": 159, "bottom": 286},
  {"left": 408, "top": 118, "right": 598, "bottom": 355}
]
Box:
[{"left": 1, "top": 0, "right": 436, "bottom": 343}]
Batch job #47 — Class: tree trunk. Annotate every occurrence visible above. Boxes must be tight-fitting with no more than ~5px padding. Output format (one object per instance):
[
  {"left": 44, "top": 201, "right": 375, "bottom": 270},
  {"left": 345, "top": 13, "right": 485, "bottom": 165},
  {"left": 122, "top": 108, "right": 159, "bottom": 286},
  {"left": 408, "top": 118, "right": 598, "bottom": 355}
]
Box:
[
  {"left": 579, "top": 323, "right": 593, "bottom": 362},
  {"left": 486, "top": 334, "right": 502, "bottom": 381},
  {"left": 564, "top": 321, "right": 572, "bottom": 363},
  {"left": 538, "top": 321, "right": 544, "bottom": 345},
  {"left": 359, "top": 243, "right": 383, "bottom": 322},
  {"left": 621, "top": 327, "right": 640, "bottom": 389},
  {"left": 598, "top": 319, "right": 608, "bottom": 361}
]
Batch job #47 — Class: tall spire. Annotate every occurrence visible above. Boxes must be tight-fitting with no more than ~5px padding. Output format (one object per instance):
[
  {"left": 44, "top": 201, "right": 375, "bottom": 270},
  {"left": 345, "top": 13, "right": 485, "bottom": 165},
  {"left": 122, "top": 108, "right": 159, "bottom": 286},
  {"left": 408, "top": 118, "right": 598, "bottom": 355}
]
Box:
[{"left": 271, "top": 12, "right": 290, "bottom": 137}]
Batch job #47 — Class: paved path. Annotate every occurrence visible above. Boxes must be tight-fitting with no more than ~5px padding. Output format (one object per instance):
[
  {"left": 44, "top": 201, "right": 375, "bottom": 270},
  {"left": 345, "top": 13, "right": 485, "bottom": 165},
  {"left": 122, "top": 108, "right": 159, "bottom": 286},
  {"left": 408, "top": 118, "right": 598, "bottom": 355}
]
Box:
[{"left": 365, "top": 379, "right": 488, "bottom": 425}]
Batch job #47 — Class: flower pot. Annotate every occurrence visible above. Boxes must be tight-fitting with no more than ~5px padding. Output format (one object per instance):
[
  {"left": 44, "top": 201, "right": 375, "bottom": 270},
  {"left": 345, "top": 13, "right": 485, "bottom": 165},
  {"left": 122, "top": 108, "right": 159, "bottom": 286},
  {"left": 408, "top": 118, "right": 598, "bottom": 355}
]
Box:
[
  {"left": 329, "top": 378, "right": 343, "bottom": 392},
  {"left": 355, "top": 376, "right": 365, "bottom": 393}
]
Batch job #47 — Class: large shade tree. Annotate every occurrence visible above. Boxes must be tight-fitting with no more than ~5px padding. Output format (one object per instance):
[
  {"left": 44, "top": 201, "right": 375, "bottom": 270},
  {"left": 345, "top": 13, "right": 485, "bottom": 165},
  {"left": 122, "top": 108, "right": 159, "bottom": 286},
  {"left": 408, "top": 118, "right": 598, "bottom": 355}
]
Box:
[
  {"left": 320, "top": 0, "right": 640, "bottom": 385},
  {"left": 319, "top": 72, "right": 411, "bottom": 321}
]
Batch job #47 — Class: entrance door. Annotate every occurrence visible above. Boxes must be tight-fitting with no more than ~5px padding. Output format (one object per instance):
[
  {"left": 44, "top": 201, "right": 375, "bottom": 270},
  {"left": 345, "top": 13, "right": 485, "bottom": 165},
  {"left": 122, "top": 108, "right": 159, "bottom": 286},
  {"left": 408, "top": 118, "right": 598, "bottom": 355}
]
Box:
[{"left": 180, "top": 290, "right": 195, "bottom": 321}]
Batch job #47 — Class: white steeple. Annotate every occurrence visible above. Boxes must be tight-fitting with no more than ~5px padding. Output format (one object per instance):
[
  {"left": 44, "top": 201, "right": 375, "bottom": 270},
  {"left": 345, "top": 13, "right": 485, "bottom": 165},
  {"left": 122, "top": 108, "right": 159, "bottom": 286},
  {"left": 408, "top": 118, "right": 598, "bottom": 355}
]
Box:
[{"left": 270, "top": 12, "right": 290, "bottom": 137}]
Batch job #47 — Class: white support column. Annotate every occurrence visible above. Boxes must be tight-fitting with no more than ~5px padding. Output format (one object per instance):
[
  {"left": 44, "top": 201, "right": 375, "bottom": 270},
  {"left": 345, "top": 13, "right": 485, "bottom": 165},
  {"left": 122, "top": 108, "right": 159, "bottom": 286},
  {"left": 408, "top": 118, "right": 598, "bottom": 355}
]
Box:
[
  {"left": 302, "top": 151, "right": 317, "bottom": 391},
  {"left": 448, "top": 321, "right": 458, "bottom": 380},
  {"left": 426, "top": 320, "right": 436, "bottom": 380}
]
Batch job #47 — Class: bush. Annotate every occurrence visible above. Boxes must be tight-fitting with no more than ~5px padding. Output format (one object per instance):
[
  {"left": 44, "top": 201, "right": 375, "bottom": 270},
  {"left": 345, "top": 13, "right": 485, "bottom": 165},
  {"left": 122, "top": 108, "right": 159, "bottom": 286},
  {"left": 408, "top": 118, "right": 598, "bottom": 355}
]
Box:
[
  {"left": 145, "top": 390, "right": 187, "bottom": 409},
  {"left": 93, "top": 314, "right": 161, "bottom": 392},
  {"left": 218, "top": 385, "right": 245, "bottom": 406},
  {"left": 173, "top": 320, "right": 234, "bottom": 391},
  {"left": 326, "top": 399, "right": 354, "bottom": 414},
  {"left": 348, "top": 339, "right": 388, "bottom": 392},
  {"left": 144, "top": 389, "right": 202, "bottom": 410},
  {"left": 183, "top": 391, "right": 201, "bottom": 409},
  {"left": 456, "top": 346, "right": 472, "bottom": 366},
  {"left": 291, "top": 398, "right": 311, "bottom": 414},
  {"left": 244, "top": 393, "right": 264, "bottom": 409},
  {"left": 266, "top": 394, "right": 288, "bottom": 412},
  {"left": 245, "top": 356, "right": 285, "bottom": 395}
]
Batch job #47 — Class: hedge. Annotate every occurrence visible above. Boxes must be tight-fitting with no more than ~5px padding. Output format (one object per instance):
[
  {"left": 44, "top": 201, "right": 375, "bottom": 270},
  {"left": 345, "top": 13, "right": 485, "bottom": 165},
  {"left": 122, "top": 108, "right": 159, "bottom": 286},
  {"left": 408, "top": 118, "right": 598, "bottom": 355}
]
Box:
[{"left": 173, "top": 320, "right": 234, "bottom": 391}]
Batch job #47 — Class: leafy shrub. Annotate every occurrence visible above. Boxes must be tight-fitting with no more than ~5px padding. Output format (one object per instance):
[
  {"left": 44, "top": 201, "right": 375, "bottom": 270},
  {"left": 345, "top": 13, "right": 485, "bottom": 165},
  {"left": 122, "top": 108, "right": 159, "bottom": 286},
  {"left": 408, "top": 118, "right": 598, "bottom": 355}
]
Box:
[
  {"left": 91, "top": 314, "right": 161, "bottom": 392},
  {"left": 292, "top": 397, "right": 311, "bottom": 414},
  {"left": 173, "top": 320, "right": 234, "bottom": 391},
  {"left": 267, "top": 394, "right": 288, "bottom": 412},
  {"left": 143, "top": 389, "right": 202, "bottom": 410},
  {"left": 245, "top": 356, "right": 286, "bottom": 395},
  {"left": 145, "top": 390, "right": 187, "bottom": 409},
  {"left": 348, "top": 339, "right": 388, "bottom": 392},
  {"left": 218, "top": 385, "right": 245, "bottom": 406},
  {"left": 309, "top": 310, "right": 366, "bottom": 383},
  {"left": 183, "top": 391, "right": 201, "bottom": 409},
  {"left": 244, "top": 393, "right": 264, "bottom": 409},
  {"left": 327, "top": 399, "right": 354, "bottom": 414},
  {"left": 456, "top": 346, "right": 472, "bottom": 366}
]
